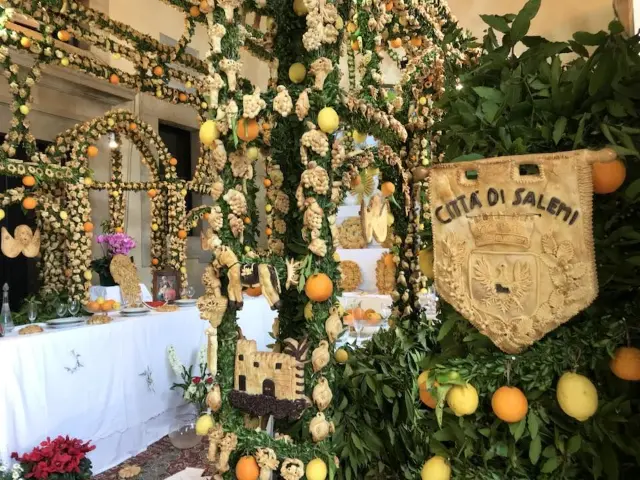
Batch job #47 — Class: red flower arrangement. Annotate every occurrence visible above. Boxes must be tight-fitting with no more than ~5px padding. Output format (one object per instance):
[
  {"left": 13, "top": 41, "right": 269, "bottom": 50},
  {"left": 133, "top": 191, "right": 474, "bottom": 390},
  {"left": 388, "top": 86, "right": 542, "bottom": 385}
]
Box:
[{"left": 11, "top": 436, "right": 95, "bottom": 480}]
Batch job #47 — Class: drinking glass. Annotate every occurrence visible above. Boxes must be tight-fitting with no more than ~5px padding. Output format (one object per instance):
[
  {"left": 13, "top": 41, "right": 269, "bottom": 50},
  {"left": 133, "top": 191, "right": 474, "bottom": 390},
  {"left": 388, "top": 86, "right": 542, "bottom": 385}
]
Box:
[
  {"left": 352, "top": 317, "right": 365, "bottom": 344},
  {"left": 55, "top": 301, "right": 68, "bottom": 318},
  {"left": 68, "top": 299, "right": 80, "bottom": 317},
  {"left": 185, "top": 285, "right": 196, "bottom": 299},
  {"left": 380, "top": 304, "right": 392, "bottom": 328},
  {"left": 27, "top": 302, "right": 38, "bottom": 323}
]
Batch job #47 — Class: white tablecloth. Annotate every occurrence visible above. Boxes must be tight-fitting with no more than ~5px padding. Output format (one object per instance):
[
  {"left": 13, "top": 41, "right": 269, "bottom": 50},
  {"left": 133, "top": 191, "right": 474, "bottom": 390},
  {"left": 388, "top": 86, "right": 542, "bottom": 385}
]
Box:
[
  {"left": 0, "top": 295, "right": 275, "bottom": 473},
  {"left": 89, "top": 284, "right": 153, "bottom": 303}
]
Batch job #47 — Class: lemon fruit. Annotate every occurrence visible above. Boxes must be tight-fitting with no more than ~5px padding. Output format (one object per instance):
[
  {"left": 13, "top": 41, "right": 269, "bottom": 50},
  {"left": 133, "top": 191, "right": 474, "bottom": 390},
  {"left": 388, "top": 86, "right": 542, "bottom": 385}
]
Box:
[
  {"left": 304, "top": 301, "right": 314, "bottom": 320},
  {"left": 0, "top": 208, "right": 5, "bottom": 221},
  {"left": 247, "top": 146, "right": 259, "bottom": 161},
  {"left": 418, "top": 249, "right": 434, "bottom": 279},
  {"left": 446, "top": 383, "right": 478, "bottom": 416},
  {"left": 335, "top": 348, "right": 349, "bottom": 364},
  {"left": 305, "top": 458, "right": 327, "bottom": 480},
  {"left": 353, "top": 130, "right": 367, "bottom": 143},
  {"left": 293, "top": 0, "right": 309, "bottom": 16},
  {"left": 195, "top": 414, "right": 214, "bottom": 435},
  {"left": 96, "top": 297, "right": 105, "bottom": 305},
  {"left": 199, "top": 120, "right": 219, "bottom": 146},
  {"left": 556, "top": 372, "right": 598, "bottom": 421},
  {"left": 83, "top": 271, "right": 93, "bottom": 281},
  {"left": 421, "top": 456, "right": 451, "bottom": 480},
  {"left": 289, "top": 63, "right": 307, "bottom": 83},
  {"left": 317, "top": 107, "right": 339, "bottom": 134}
]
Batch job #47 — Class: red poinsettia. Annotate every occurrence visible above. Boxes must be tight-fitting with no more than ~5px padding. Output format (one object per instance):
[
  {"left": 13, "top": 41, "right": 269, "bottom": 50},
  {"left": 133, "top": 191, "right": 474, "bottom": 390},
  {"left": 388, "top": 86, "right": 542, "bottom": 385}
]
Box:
[{"left": 11, "top": 436, "right": 95, "bottom": 480}]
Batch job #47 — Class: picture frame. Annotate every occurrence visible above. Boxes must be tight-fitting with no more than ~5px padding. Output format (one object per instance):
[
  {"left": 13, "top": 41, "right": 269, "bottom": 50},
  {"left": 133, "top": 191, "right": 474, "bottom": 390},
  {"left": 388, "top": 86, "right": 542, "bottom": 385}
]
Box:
[{"left": 152, "top": 270, "right": 181, "bottom": 302}]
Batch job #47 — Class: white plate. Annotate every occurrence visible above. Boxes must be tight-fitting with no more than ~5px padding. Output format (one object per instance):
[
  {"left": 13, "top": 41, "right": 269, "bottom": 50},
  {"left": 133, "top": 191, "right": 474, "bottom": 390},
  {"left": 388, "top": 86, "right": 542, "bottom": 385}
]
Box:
[
  {"left": 48, "top": 317, "right": 86, "bottom": 326},
  {"left": 13, "top": 323, "right": 47, "bottom": 333},
  {"left": 121, "top": 307, "right": 149, "bottom": 314},
  {"left": 175, "top": 299, "right": 197, "bottom": 306},
  {"left": 120, "top": 311, "right": 149, "bottom": 317}
]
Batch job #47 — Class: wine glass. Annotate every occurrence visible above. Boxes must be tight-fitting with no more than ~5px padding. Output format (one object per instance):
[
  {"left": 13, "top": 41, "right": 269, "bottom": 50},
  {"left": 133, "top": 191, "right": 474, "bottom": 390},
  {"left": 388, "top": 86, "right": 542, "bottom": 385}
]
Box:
[
  {"left": 27, "top": 301, "right": 38, "bottom": 323},
  {"left": 185, "top": 285, "right": 196, "bottom": 299},
  {"left": 68, "top": 299, "right": 80, "bottom": 317},
  {"left": 380, "top": 304, "right": 392, "bottom": 329},
  {"left": 55, "top": 301, "right": 68, "bottom": 318}
]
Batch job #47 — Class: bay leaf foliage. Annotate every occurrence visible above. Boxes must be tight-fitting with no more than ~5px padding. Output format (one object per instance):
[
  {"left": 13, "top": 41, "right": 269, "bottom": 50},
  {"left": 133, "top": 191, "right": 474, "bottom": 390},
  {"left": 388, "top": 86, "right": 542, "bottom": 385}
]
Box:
[{"left": 334, "top": 2, "right": 640, "bottom": 479}]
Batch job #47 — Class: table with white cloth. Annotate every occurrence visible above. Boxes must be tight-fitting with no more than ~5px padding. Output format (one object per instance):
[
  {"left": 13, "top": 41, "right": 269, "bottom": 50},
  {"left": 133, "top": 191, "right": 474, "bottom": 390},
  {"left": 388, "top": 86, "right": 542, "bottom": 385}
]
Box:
[{"left": 0, "top": 295, "right": 275, "bottom": 474}]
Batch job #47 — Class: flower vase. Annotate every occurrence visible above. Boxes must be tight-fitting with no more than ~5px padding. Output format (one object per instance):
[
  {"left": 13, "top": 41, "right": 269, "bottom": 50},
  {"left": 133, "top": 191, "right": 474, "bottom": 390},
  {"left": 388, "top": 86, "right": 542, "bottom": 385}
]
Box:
[
  {"left": 99, "top": 272, "right": 116, "bottom": 287},
  {"left": 168, "top": 404, "right": 201, "bottom": 449}
]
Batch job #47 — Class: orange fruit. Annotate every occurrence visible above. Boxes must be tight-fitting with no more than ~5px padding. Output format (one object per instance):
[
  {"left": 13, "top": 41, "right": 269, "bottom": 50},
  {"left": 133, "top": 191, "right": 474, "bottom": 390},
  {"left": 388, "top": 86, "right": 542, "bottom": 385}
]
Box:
[
  {"left": 351, "top": 40, "right": 360, "bottom": 51},
  {"left": 343, "top": 313, "right": 354, "bottom": 325},
  {"left": 245, "top": 286, "right": 262, "bottom": 297},
  {"left": 383, "top": 253, "right": 395, "bottom": 268},
  {"left": 57, "top": 30, "right": 71, "bottom": 42},
  {"left": 100, "top": 302, "right": 112, "bottom": 312},
  {"left": 381, "top": 181, "right": 395, "bottom": 197},
  {"left": 109, "top": 73, "right": 120, "bottom": 85},
  {"left": 22, "top": 175, "right": 36, "bottom": 187},
  {"left": 365, "top": 310, "right": 381, "bottom": 325},
  {"left": 179, "top": 93, "right": 188, "bottom": 102},
  {"left": 610, "top": 346, "right": 640, "bottom": 381},
  {"left": 389, "top": 38, "right": 402, "bottom": 48},
  {"left": 410, "top": 37, "right": 423, "bottom": 47},
  {"left": 169, "top": 157, "right": 178, "bottom": 166},
  {"left": 304, "top": 273, "right": 334, "bottom": 302},
  {"left": 263, "top": 178, "right": 272, "bottom": 188},
  {"left": 152, "top": 258, "right": 159, "bottom": 266},
  {"left": 244, "top": 216, "right": 251, "bottom": 224},
  {"left": 114, "top": 227, "right": 124, "bottom": 233},
  {"left": 352, "top": 307, "right": 365, "bottom": 320},
  {"left": 237, "top": 118, "right": 260, "bottom": 142},
  {"left": 87, "top": 301, "right": 99, "bottom": 312},
  {"left": 20, "top": 37, "right": 32, "bottom": 49},
  {"left": 22, "top": 197, "right": 37, "bottom": 210},
  {"left": 199, "top": 0, "right": 211, "bottom": 13},
  {"left": 129, "top": 122, "right": 137, "bottom": 131},
  {"left": 87, "top": 145, "right": 99, "bottom": 158},
  {"left": 385, "top": 1, "right": 394, "bottom": 11},
  {"left": 153, "top": 66, "right": 164, "bottom": 77},
  {"left": 491, "top": 386, "right": 528, "bottom": 423},
  {"left": 83, "top": 222, "right": 94, "bottom": 232},
  {"left": 190, "top": 5, "right": 201, "bottom": 16},
  {"left": 178, "top": 229, "right": 188, "bottom": 239},
  {"left": 203, "top": 212, "right": 210, "bottom": 220},
  {"left": 592, "top": 159, "right": 626, "bottom": 194},
  {"left": 265, "top": 227, "right": 273, "bottom": 236},
  {"left": 235, "top": 456, "right": 259, "bottom": 480},
  {"left": 420, "top": 384, "right": 438, "bottom": 409},
  {"left": 261, "top": 122, "right": 271, "bottom": 131},
  {"left": 148, "top": 189, "right": 157, "bottom": 198},
  {"left": 347, "top": 22, "right": 357, "bottom": 33}
]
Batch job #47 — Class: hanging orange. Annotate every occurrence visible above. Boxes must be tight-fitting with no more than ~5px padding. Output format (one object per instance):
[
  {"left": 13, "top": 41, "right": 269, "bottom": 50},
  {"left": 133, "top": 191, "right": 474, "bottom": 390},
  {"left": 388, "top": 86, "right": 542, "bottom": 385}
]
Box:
[
  {"left": 189, "top": 5, "right": 201, "bottom": 16},
  {"left": 385, "top": 1, "right": 394, "bottom": 11},
  {"left": 244, "top": 216, "right": 251, "bottom": 225},
  {"left": 381, "top": 181, "right": 395, "bottom": 197},
  {"left": 152, "top": 258, "right": 159, "bottom": 266},
  {"left": 263, "top": 178, "right": 272, "bottom": 188},
  {"left": 22, "top": 197, "right": 37, "bottom": 210},
  {"left": 265, "top": 227, "right": 273, "bottom": 236},
  {"left": 420, "top": 384, "right": 438, "bottom": 409},
  {"left": 245, "top": 286, "right": 262, "bottom": 297},
  {"left": 83, "top": 222, "right": 94, "bottom": 232},
  {"left": 177, "top": 229, "right": 188, "bottom": 239},
  {"left": 114, "top": 227, "right": 124, "bottom": 233},
  {"left": 179, "top": 93, "right": 188, "bottom": 102},
  {"left": 22, "top": 175, "right": 36, "bottom": 187},
  {"left": 235, "top": 456, "right": 259, "bottom": 480},
  {"left": 610, "top": 346, "right": 640, "bottom": 381},
  {"left": 87, "top": 145, "right": 99, "bottom": 158},
  {"left": 389, "top": 38, "right": 402, "bottom": 48},
  {"left": 109, "top": 73, "right": 120, "bottom": 85},
  {"left": 129, "top": 122, "right": 138, "bottom": 131},
  {"left": 199, "top": 0, "right": 211, "bottom": 13},
  {"left": 410, "top": 37, "right": 423, "bottom": 47},
  {"left": 237, "top": 118, "right": 260, "bottom": 142},
  {"left": 203, "top": 212, "right": 210, "bottom": 220},
  {"left": 305, "top": 273, "right": 334, "bottom": 302},
  {"left": 491, "top": 386, "right": 528, "bottom": 423},
  {"left": 351, "top": 40, "right": 360, "bottom": 51},
  {"left": 147, "top": 189, "right": 157, "bottom": 198},
  {"left": 153, "top": 66, "right": 164, "bottom": 77},
  {"left": 592, "top": 159, "right": 626, "bottom": 194},
  {"left": 383, "top": 253, "right": 395, "bottom": 267},
  {"left": 57, "top": 30, "right": 71, "bottom": 42},
  {"left": 169, "top": 157, "right": 178, "bottom": 166}
]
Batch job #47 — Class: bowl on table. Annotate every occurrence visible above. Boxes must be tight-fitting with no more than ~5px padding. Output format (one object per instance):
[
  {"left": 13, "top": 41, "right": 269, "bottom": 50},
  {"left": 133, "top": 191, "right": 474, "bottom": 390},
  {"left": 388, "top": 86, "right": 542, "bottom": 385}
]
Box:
[{"left": 84, "top": 298, "right": 121, "bottom": 314}]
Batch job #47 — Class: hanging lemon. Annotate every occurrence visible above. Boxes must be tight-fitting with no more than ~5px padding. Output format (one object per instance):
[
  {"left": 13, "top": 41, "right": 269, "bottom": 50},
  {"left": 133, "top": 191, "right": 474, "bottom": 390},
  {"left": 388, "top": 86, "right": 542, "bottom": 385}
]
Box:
[
  {"left": 353, "top": 130, "right": 367, "bottom": 143},
  {"left": 421, "top": 456, "right": 451, "bottom": 480},
  {"left": 19, "top": 105, "right": 30, "bottom": 115},
  {"left": 446, "top": 383, "right": 478, "bottom": 416},
  {"left": 83, "top": 270, "right": 93, "bottom": 281},
  {"left": 556, "top": 372, "right": 598, "bottom": 421},
  {"left": 293, "top": 0, "right": 309, "bottom": 16},
  {"left": 0, "top": 208, "right": 4, "bottom": 221},
  {"left": 195, "top": 414, "right": 214, "bottom": 435},
  {"left": 335, "top": 348, "right": 349, "bottom": 364},
  {"left": 247, "top": 146, "right": 259, "bottom": 161},
  {"left": 317, "top": 107, "right": 339, "bottom": 134},
  {"left": 305, "top": 458, "right": 327, "bottom": 480},
  {"left": 289, "top": 63, "right": 307, "bottom": 83},
  {"left": 199, "top": 120, "right": 219, "bottom": 146}
]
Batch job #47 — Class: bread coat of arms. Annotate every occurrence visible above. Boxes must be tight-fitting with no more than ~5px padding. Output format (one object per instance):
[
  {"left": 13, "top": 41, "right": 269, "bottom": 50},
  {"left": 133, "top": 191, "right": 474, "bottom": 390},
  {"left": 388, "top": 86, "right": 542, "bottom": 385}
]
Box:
[{"left": 429, "top": 148, "right": 615, "bottom": 353}]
